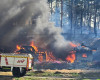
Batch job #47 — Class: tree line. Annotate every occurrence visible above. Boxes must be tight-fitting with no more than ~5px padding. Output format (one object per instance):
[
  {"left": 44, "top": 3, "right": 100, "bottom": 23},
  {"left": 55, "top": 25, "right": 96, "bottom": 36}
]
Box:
[{"left": 48, "top": 0, "right": 100, "bottom": 38}]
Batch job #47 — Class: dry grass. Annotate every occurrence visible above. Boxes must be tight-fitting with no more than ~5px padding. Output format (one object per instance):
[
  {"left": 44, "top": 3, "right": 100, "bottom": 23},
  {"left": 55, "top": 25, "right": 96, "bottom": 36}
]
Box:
[
  {"left": 45, "top": 69, "right": 100, "bottom": 73},
  {"left": 0, "top": 72, "right": 12, "bottom": 76},
  {"left": 1, "top": 70, "right": 100, "bottom": 80}
]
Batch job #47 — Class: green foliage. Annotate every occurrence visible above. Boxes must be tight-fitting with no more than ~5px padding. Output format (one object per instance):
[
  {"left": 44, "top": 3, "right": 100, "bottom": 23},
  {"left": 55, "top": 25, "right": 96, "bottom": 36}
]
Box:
[
  {"left": 13, "top": 71, "right": 100, "bottom": 80},
  {"left": 72, "top": 73, "right": 79, "bottom": 77}
]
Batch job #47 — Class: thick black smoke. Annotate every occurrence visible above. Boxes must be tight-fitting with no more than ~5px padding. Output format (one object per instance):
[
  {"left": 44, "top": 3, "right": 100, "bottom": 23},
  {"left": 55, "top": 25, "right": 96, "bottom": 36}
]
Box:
[
  {"left": 0, "top": 0, "right": 72, "bottom": 59},
  {"left": 0, "top": 0, "right": 40, "bottom": 47}
]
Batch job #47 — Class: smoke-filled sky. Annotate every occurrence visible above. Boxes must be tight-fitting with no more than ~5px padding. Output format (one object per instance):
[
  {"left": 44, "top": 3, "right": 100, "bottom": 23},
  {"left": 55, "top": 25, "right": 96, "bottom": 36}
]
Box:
[{"left": 0, "top": 0, "right": 72, "bottom": 59}]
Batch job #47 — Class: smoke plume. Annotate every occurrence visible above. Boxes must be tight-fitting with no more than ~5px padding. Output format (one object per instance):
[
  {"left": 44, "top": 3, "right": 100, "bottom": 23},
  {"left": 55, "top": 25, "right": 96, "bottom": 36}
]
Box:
[{"left": 0, "top": 0, "right": 72, "bottom": 59}]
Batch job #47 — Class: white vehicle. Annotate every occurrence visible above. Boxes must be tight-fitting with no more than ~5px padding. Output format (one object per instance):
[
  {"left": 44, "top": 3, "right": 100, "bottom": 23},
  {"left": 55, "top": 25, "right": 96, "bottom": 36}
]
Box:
[{"left": 0, "top": 53, "right": 34, "bottom": 77}]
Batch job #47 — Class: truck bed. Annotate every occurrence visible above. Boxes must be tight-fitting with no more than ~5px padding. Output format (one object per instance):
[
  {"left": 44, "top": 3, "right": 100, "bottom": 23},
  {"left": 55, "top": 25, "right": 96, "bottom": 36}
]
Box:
[{"left": 0, "top": 53, "right": 29, "bottom": 67}]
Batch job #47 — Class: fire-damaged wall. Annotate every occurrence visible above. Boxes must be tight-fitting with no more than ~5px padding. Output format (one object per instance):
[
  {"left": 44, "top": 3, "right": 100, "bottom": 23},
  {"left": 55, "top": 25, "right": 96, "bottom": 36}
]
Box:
[
  {"left": 75, "top": 51, "right": 93, "bottom": 69},
  {"left": 76, "top": 52, "right": 93, "bottom": 62}
]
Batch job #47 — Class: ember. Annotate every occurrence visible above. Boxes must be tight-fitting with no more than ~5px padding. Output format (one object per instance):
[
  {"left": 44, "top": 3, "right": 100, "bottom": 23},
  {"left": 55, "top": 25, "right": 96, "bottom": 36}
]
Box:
[{"left": 82, "top": 54, "right": 87, "bottom": 58}]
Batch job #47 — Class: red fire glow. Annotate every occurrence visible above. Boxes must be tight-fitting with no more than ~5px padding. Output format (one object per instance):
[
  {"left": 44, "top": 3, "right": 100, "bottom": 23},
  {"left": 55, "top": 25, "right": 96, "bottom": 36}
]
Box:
[
  {"left": 16, "top": 45, "right": 21, "bottom": 51},
  {"left": 46, "top": 52, "right": 56, "bottom": 62},
  {"left": 15, "top": 41, "right": 56, "bottom": 62},
  {"left": 30, "top": 41, "right": 38, "bottom": 52},
  {"left": 82, "top": 54, "right": 87, "bottom": 58},
  {"left": 66, "top": 51, "right": 76, "bottom": 63},
  {"left": 66, "top": 53, "right": 76, "bottom": 63},
  {"left": 92, "top": 50, "right": 96, "bottom": 51},
  {"left": 69, "top": 42, "right": 80, "bottom": 48},
  {"left": 38, "top": 54, "right": 43, "bottom": 62},
  {"left": 16, "top": 41, "right": 78, "bottom": 63}
]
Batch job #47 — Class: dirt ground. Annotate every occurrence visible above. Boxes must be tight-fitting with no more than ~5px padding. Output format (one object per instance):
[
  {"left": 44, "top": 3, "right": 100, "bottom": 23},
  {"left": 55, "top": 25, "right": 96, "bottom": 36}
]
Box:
[
  {"left": 45, "top": 69, "right": 100, "bottom": 73},
  {"left": 0, "top": 72, "right": 13, "bottom": 80},
  {"left": 0, "top": 72, "right": 12, "bottom": 76},
  {"left": 0, "top": 70, "right": 100, "bottom": 80}
]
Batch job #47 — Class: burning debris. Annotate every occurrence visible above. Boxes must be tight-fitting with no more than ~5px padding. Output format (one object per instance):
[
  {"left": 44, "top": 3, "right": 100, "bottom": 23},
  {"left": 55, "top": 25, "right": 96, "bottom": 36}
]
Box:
[
  {"left": 0, "top": 0, "right": 73, "bottom": 61},
  {"left": 15, "top": 41, "right": 56, "bottom": 62},
  {"left": 15, "top": 41, "right": 76, "bottom": 63},
  {"left": 13, "top": 40, "right": 98, "bottom": 69},
  {"left": 82, "top": 54, "right": 87, "bottom": 58},
  {"left": 30, "top": 41, "right": 38, "bottom": 52},
  {"left": 66, "top": 51, "right": 76, "bottom": 63},
  {"left": 0, "top": 0, "right": 98, "bottom": 70}
]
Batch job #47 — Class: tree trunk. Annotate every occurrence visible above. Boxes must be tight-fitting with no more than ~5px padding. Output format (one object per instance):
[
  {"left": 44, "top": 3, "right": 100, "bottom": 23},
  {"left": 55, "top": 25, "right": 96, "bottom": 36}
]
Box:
[
  {"left": 51, "top": 0, "right": 52, "bottom": 14},
  {"left": 94, "top": 8, "right": 97, "bottom": 36},
  {"left": 61, "top": 0, "right": 63, "bottom": 28},
  {"left": 70, "top": 0, "right": 73, "bottom": 33},
  {"left": 94, "top": 1, "right": 97, "bottom": 36},
  {"left": 80, "top": 10, "right": 83, "bottom": 34}
]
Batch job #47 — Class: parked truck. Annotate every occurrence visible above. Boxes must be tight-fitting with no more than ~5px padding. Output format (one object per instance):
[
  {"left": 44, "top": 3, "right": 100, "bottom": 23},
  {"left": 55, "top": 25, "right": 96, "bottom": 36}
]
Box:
[{"left": 0, "top": 53, "right": 33, "bottom": 77}]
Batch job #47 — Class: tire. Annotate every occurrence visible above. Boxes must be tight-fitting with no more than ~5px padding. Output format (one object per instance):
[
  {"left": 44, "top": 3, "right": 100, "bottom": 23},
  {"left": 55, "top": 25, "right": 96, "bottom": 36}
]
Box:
[
  {"left": 12, "top": 67, "right": 26, "bottom": 77},
  {"left": 20, "top": 68, "right": 26, "bottom": 77},
  {"left": 12, "top": 67, "right": 20, "bottom": 77}
]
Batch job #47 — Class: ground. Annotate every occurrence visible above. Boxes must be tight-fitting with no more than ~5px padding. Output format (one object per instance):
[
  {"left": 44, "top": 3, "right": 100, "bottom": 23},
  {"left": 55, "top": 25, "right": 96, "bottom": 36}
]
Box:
[{"left": 0, "top": 70, "right": 100, "bottom": 80}]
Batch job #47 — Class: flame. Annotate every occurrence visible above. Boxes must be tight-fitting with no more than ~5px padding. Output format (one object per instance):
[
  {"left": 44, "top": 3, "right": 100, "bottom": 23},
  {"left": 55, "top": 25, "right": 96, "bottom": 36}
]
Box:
[
  {"left": 70, "top": 42, "right": 78, "bottom": 47},
  {"left": 82, "top": 46, "right": 86, "bottom": 48},
  {"left": 66, "top": 51, "right": 76, "bottom": 63},
  {"left": 82, "top": 54, "right": 87, "bottom": 58},
  {"left": 46, "top": 52, "right": 56, "bottom": 62},
  {"left": 38, "top": 54, "right": 43, "bottom": 62},
  {"left": 38, "top": 51, "right": 56, "bottom": 62},
  {"left": 16, "top": 45, "right": 21, "bottom": 51},
  {"left": 30, "top": 41, "right": 38, "bottom": 52},
  {"left": 92, "top": 50, "right": 96, "bottom": 51},
  {"left": 15, "top": 41, "right": 57, "bottom": 62}
]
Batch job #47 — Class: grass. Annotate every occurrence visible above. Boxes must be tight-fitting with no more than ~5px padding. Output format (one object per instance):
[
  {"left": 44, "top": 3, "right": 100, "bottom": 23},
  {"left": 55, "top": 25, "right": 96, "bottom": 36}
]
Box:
[
  {"left": 26, "top": 71, "right": 63, "bottom": 77},
  {"left": 13, "top": 71, "right": 100, "bottom": 80}
]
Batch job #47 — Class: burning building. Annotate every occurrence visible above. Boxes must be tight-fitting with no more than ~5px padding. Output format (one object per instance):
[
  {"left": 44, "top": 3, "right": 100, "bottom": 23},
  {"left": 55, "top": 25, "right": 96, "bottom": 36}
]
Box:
[
  {"left": 0, "top": 0, "right": 73, "bottom": 62},
  {"left": 15, "top": 41, "right": 57, "bottom": 62},
  {"left": 15, "top": 41, "right": 46, "bottom": 62},
  {"left": 0, "top": 0, "right": 98, "bottom": 70},
  {"left": 74, "top": 43, "right": 96, "bottom": 69}
]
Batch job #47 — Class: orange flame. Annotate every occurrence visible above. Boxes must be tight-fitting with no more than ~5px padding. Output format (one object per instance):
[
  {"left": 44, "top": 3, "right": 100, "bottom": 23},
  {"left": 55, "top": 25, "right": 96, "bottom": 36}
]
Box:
[
  {"left": 70, "top": 42, "right": 77, "bottom": 47},
  {"left": 92, "top": 50, "right": 96, "bottom": 51},
  {"left": 46, "top": 52, "right": 56, "bottom": 62},
  {"left": 16, "top": 45, "right": 21, "bottom": 51},
  {"left": 66, "top": 52, "right": 76, "bottom": 63},
  {"left": 15, "top": 41, "right": 57, "bottom": 62},
  {"left": 38, "top": 54, "right": 43, "bottom": 62},
  {"left": 82, "top": 54, "right": 87, "bottom": 58},
  {"left": 30, "top": 41, "right": 38, "bottom": 52}
]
